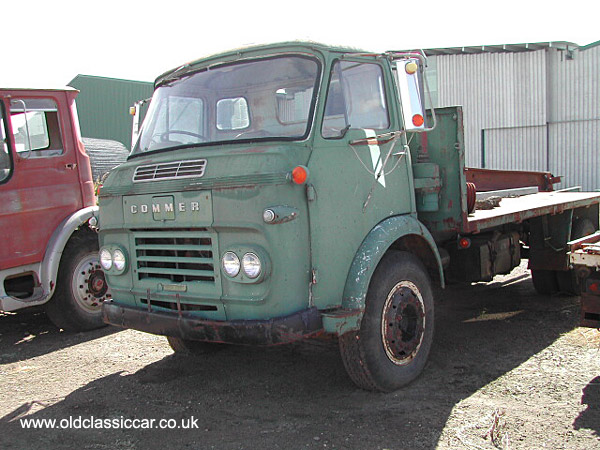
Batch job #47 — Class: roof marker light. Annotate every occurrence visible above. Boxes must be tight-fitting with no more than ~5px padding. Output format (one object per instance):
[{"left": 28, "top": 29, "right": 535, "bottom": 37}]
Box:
[{"left": 405, "top": 61, "right": 418, "bottom": 74}]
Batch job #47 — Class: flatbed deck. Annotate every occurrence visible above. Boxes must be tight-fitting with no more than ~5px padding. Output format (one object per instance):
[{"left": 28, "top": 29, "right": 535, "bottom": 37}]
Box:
[{"left": 465, "top": 191, "right": 600, "bottom": 233}]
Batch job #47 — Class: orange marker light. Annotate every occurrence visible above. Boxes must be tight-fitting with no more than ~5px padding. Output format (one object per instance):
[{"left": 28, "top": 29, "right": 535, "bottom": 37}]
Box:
[
  {"left": 405, "top": 61, "right": 418, "bottom": 74},
  {"left": 458, "top": 237, "right": 471, "bottom": 249},
  {"left": 291, "top": 166, "right": 308, "bottom": 184},
  {"left": 412, "top": 114, "right": 424, "bottom": 127},
  {"left": 589, "top": 282, "right": 600, "bottom": 294}
]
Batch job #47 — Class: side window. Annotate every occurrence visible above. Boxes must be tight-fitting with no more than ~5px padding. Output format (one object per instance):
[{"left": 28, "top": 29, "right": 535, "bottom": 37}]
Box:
[
  {"left": 9, "top": 98, "right": 64, "bottom": 158},
  {"left": 276, "top": 87, "right": 314, "bottom": 124},
  {"left": 322, "top": 61, "right": 390, "bottom": 138},
  {"left": 216, "top": 97, "right": 249, "bottom": 130},
  {"left": 0, "top": 103, "right": 12, "bottom": 183}
]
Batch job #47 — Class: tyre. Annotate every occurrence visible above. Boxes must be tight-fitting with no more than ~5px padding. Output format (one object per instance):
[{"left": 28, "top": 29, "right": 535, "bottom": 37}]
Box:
[
  {"left": 167, "top": 336, "right": 227, "bottom": 355},
  {"left": 531, "top": 269, "right": 559, "bottom": 295},
  {"left": 45, "top": 230, "right": 109, "bottom": 331},
  {"left": 556, "top": 218, "right": 596, "bottom": 295},
  {"left": 339, "top": 251, "right": 434, "bottom": 392}
]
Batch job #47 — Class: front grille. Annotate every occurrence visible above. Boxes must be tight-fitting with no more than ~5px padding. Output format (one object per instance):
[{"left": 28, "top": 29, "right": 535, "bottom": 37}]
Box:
[
  {"left": 133, "top": 229, "right": 215, "bottom": 283},
  {"left": 133, "top": 159, "right": 207, "bottom": 182}
]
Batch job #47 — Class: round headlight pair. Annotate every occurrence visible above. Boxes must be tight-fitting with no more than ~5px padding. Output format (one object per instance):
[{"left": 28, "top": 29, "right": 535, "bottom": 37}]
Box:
[
  {"left": 99, "top": 248, "right": 127, "bottom": 272},
  {"left": 222, "top": 251, "right": 261, "bottom": 279}
]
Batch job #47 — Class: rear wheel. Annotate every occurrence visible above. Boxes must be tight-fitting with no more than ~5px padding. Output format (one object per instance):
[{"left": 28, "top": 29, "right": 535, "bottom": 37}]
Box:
[
  {"left": 531, "top": 269, "right": 559, "bottom": 295},
  {"left": 45, "top": 231, "right": 109, "bottom": 331},
  {"left": 339, "top": 251, "right": 434, "bottom": 392}
]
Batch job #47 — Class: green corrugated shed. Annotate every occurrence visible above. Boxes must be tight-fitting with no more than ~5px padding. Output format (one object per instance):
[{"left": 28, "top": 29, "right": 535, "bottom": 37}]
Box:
[{"left": 68, "top": 75, "right": 153, "bottom": 148}]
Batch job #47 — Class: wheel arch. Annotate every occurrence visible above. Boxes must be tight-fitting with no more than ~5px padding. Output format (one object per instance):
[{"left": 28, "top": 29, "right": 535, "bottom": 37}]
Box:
[
  {"left": 341, "top": 214, "right": 444, "bottom": 312},
  {"left": 41, "top": 206, "right": 99, "bottom": 299}
]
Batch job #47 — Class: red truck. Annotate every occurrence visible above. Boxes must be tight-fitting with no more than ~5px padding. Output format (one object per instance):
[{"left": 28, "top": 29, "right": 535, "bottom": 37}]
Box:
[{"left": 0, "top": 88, "right": 109, "bottom": 331}]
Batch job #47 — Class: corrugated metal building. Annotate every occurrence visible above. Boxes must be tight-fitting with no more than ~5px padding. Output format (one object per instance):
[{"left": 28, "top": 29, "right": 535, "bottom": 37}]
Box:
[
  {"left": 68, "top": 75, "right": 153, "bottom": 148},
  {"left": 422, "top": 41, "right": 599, "bottom": 191}
]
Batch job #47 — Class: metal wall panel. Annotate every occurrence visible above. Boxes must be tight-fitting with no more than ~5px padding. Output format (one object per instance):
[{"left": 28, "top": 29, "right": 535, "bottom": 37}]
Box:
[
  {"left": 69, "top": 75, "right": 154, "bottom": 148},
  {"left": 484, "top": 125, "right": 547, "bottom": 172},
  {"left": 432, "top": 44, "right": 599, "bottom": 190},
  {"left": 549, "top": 45, "right": 600, "bottom": 122},
  {"left": 435, "top": 50, "right": 547, "bottom": 168},
  {"left": 549, "top": 120, "right": 599, "bottom": 191},
  {"left": 547, "top": 45, "right": 599, "bottom": 191}
]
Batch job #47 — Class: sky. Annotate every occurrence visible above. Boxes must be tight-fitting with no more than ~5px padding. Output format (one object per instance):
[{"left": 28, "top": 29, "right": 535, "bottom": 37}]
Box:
[{"left": 2, "top": 0, "right": 599, "bottom": 87}]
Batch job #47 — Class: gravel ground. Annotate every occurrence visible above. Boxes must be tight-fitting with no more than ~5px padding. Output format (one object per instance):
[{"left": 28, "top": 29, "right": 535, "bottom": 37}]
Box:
[{"left": 0, "top": 262, "right": 599, "bottom": 449}]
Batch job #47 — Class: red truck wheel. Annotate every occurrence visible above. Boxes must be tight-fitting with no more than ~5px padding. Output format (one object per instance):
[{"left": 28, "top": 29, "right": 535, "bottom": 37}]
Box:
[
  {"left": 338, "top": 251, "right": 434, "bottom": 392},
  {"left": 45, "top": 231, "right": 109, "bottom": 331}
]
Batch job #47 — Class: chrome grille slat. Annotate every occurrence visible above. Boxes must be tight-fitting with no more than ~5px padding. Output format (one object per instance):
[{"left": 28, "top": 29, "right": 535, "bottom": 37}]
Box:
[
  {"left": 133, "top": 229, "right": 215, "bottom": 283},
  {"left": 133, "top": 159, "right": 207, "bottom": 182}
]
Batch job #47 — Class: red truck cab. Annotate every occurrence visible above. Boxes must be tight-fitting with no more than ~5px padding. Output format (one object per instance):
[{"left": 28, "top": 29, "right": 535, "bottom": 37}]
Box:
[{"left": 0, "top": 88, "right": 109, "bottom": 331}]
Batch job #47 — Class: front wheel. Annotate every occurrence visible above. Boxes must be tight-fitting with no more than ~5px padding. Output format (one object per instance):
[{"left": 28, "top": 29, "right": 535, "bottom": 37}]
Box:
[
  {"left": 45, "top": 231, "right": 109, "bottom": 331},
  {"left": 339, "top": 251, "right": 434, "bottom": 392}
]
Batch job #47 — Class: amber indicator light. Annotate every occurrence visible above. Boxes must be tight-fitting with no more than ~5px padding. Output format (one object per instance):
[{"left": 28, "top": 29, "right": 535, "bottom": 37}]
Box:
[{"left": 292, "top": 166, "right": 308, "bottom": 184}]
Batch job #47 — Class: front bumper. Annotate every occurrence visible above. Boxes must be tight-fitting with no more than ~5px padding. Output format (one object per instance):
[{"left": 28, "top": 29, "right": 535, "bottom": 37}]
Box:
[{"left": 103, "top": 301, "right": 323, "bottom": 345}]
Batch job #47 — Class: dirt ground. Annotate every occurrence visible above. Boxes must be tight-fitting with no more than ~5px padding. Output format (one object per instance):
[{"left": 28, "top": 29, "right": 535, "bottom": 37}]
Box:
[{"left": 0, "top": 261, "right": 599, "bottom": 450}]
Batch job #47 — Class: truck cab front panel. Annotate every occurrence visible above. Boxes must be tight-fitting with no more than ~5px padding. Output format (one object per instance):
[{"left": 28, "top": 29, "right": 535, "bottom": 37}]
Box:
[{"left": 99, "top": 142, "right": 312, "bottom": 322}]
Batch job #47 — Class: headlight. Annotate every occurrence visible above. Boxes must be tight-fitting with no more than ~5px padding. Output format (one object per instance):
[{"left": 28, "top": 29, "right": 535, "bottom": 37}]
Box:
[
  {"left": 113, "top": 249, "right": 127, "bottom": 272},
  {"left": 222, "top": 252, "right": 240, "bottom": 277},
  {"left": 242, "top": 253, "right": 261, "bottom": 279},
  {"left": 99, "top": 248, "right": 112, "bottom": 270}
]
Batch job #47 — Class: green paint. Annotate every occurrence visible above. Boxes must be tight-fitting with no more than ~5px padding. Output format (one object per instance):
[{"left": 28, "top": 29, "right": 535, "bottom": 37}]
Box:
[
  {"left": 98, "top": 42, "right": 452, "bottom": 335},
  {"left": 341, "top": 214, "right": 443, "bottom": 311}
]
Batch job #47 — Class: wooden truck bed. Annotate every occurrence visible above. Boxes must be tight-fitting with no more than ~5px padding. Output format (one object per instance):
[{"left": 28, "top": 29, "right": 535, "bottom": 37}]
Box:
[{"left": 465, "top": 191, "right": 600, "bottom": 234}]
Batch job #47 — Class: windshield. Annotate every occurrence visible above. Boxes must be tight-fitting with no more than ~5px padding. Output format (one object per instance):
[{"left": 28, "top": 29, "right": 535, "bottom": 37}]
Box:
[{"left": 132, "top": 55, "right": 320, "bottom": 155}]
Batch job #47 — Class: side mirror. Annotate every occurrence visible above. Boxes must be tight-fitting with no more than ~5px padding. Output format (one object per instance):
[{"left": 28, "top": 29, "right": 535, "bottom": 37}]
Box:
[
  {"left": 393, "top": 56, "right": 433, "bottom": 132},
  {"left": 130, "top": 98, "right": 150, "bottom": 149}
]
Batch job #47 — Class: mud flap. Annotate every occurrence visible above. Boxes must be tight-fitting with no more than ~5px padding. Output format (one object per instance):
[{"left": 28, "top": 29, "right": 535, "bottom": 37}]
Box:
[{"left": 581, "top": 275, "right": 600, "bottom": 328}]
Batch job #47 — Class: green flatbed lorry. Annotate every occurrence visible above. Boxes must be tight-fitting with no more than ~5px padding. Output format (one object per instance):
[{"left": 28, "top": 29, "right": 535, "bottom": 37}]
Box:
[{"left": 99, "top": 42, "right": 600, "bottom": 391}]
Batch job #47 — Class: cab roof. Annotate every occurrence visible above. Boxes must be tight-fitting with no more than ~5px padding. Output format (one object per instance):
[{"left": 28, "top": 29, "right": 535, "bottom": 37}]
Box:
[{"left": 154, "top": 41, "right": 367, "bottom": 87}]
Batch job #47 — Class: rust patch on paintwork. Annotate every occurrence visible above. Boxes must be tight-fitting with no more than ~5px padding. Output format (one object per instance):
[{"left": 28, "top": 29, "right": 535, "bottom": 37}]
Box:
[
  {"left": 465, "top": 167, "right": 561, "bottom": 193},
  {"left": 103, "top": 302, "right": 323, "bottom": 346},
  {"left": 442, "top": 217, "right": 460, "bottom": 231}
]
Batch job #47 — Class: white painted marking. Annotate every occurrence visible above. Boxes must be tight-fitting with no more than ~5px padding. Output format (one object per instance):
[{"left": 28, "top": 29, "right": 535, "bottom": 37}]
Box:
[{"left": 365, "top": 129, "right": 386, "bottom": 187}]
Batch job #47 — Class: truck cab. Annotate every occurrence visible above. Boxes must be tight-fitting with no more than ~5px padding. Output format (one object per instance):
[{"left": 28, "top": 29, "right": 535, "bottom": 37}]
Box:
[
  {"left": 0, "top": 88, "right": 109, "bottom": 331},
  {"left": 100, "top": 43, "right": 599, "bottom": 391}
]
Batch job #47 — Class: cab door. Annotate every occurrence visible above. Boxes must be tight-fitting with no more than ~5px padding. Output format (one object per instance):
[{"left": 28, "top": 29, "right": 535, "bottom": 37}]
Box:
[
  {"left": 0, "top": 92, "right": 83, "bottom": 270},
  {"left": 307, "top": 58, "right": 413, "bottom": 308}
]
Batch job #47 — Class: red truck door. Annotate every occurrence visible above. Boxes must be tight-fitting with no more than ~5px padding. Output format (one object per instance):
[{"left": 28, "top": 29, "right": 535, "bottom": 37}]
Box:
[{"left": 0, "top": 91, "right": 84, "bottom": 270}]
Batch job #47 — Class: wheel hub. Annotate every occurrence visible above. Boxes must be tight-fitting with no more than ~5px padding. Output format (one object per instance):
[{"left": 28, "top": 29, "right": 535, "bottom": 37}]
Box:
[
  {"left": 72, "top": 255, "right": 111, "bottom": 312},
  {"left": 88, "top": 270, "right": 108, "bottom": 297},
  {"left": 381, "top": 282, "right": 426, "bottom": 365}
]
